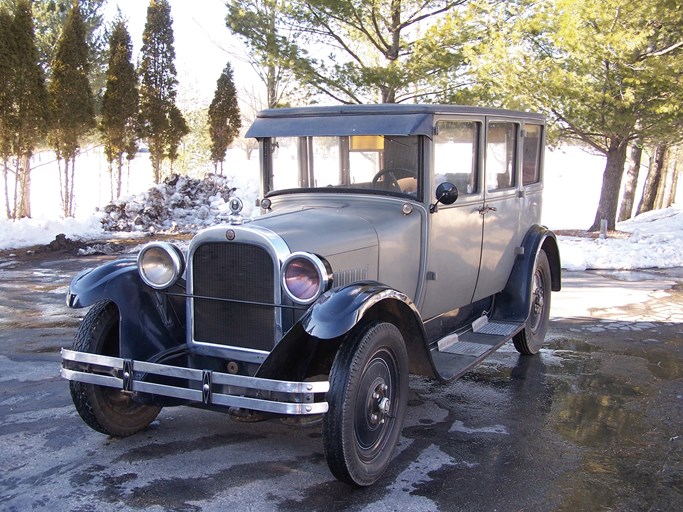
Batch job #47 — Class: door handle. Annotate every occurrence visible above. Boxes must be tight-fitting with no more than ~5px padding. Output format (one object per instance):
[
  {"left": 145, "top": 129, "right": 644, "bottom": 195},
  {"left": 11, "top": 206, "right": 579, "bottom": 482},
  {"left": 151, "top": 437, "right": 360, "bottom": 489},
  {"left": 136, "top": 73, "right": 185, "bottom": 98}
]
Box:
[{"left": 478, "top": 205, "right": 497, "bottom": 215}]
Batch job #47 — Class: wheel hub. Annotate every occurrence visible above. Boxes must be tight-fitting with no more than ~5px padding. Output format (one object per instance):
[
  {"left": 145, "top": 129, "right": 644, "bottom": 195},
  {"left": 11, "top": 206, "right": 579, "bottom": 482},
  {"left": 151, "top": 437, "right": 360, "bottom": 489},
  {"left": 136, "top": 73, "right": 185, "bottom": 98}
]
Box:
[
  {"left": 532, "top": 287, "right": 544, "bottom": 315},
  {"left": 529, "top": 270, "right": 546, "bottom": 331},
  {"left": 368, "top": 382, "right": 390, "bottom": 426}
]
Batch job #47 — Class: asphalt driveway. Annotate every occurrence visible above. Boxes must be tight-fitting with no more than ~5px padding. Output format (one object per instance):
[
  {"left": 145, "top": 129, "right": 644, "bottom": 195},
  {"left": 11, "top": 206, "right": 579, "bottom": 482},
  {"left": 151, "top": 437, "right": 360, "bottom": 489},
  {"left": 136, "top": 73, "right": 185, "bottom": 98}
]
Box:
[{"left": 0, "top": 254, "right": 681, "bottom": 511}]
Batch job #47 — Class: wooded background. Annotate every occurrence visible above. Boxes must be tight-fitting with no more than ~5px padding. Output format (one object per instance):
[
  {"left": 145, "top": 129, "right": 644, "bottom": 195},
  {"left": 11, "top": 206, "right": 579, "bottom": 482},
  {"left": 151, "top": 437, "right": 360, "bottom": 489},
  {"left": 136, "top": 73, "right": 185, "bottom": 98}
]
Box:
[{"left": 1, "top": 0, "right": 681, "bottom": 231}]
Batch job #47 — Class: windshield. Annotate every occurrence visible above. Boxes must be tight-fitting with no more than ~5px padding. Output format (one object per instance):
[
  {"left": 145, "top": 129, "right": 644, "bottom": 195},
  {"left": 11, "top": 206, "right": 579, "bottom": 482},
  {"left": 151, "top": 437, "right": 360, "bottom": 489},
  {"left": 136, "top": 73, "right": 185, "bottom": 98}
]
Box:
[{"left": 264, "top": 135, "right": 421, "bottom": 199}]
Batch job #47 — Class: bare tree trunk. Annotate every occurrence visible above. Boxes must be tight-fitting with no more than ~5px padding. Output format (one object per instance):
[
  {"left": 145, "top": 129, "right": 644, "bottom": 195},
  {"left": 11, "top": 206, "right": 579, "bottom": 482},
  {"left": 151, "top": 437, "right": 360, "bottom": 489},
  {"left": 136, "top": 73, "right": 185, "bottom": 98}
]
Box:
[
  {"left": 618, "top": 140, "right": 643, "bottom": 222},
  {"left": 12, "top": 157, "right": 20, "bottom": 219},
  {"left": 59, "top": 157, "right": 71, "bottom": 218},
  {"left": 153, "top": 148, "right": 162, "bottom": 184},
  {"left": 116, "top": 154, "right": 123, "bottom": 200},
  {"left": 57, "top": 157, "right": 64, "bottom": 216},
  {"left": 67, "top": 156, "right": 76, "bottom": 217},
  {"left": 637, "top": 143, "right": 667, "bottom": 215},
  {"left": 3, "top": 158, "right": 12, "bottom": 219},
  {"left": 108, "top": 160, "right": 114, "bottom": 202},
  {"left": 589, "top": 138, "right": 629, "bottom": 231},
  {"left": 659, "top": 145, "right": 679, "bottom": 209},
  {"left": 671, "top": 148, "right": 680, "bottom": 205},
  {"left": 654, "top": 146, "right": 670, "bottom": 210},
  {"left": 17, "top": 154, "right": 31, "bottom": 218}
]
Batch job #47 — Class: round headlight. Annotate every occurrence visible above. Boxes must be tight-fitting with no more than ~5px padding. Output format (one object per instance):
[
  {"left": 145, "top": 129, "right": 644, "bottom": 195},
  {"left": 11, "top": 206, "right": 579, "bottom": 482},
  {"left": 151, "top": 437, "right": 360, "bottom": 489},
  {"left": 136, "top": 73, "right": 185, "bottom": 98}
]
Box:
[
  {"left": 281, "top": 252, "right": 332, "bottom": 305},
  {"left": 137, "top": 242, "right": 184, "bottom": 289}
]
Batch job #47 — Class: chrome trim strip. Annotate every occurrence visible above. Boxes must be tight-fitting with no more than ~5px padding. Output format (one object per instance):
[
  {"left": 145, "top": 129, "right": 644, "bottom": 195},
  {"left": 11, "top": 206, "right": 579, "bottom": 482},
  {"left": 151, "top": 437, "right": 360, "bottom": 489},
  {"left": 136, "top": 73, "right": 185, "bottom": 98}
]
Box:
[{"left": 61, "top": 349, "right": 328, "bottom": 416}]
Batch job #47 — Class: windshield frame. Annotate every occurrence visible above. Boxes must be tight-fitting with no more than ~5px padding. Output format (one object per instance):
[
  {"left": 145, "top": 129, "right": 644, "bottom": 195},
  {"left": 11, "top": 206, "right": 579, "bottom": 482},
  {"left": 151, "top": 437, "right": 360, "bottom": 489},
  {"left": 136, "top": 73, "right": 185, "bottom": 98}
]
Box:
[{"left": 260, "top": 134, "right": 425, "bottom": 202}]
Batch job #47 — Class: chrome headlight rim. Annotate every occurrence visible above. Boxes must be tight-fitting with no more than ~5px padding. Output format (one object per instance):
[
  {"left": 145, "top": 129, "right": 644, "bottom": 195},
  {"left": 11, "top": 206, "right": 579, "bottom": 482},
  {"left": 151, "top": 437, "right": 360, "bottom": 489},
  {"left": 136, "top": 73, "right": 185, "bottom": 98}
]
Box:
[
  {"left": 137, "top": 242, "right": 185, "bottom": 290},
  {"left": 281, "top": 252, "right": 332, "bottom": 305}
]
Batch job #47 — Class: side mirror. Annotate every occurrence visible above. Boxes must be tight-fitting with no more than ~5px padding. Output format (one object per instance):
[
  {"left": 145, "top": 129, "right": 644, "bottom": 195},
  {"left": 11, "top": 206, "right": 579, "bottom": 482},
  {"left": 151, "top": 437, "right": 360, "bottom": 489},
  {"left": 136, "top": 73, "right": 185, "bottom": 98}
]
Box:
[{"left": 430, "top": 182, "right": 459, "bottom": 213}]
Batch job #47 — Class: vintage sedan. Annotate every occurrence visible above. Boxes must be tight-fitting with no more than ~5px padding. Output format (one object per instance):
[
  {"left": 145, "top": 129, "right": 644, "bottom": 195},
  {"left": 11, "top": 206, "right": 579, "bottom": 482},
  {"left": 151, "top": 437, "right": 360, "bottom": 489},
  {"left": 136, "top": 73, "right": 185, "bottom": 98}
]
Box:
[{"left": 62, "top": 104, "right": 561, "bottom": 486}]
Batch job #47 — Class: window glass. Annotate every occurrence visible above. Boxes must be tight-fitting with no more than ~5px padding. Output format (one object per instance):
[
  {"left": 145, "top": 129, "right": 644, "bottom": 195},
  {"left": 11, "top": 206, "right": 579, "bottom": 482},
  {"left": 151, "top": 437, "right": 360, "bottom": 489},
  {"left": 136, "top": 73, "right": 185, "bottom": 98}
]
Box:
[
  {"left": 522, "top": 124, "right": 542, "bottom": 185},
  {"left": 268, "top": 135, "right": 420, "bottom": 198},
  {"left": 486, "top": 122, "right": 517, "bottom": 191},
  {"left": 434, "top": 121, "right": 479, "bottom": 195}
]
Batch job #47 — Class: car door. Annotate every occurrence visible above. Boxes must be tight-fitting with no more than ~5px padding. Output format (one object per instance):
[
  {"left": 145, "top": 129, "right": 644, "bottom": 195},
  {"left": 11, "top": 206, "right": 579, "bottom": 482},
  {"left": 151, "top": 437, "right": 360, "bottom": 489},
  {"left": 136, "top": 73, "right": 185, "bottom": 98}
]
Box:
[
  {"left": 419, "top": 118, "right": 485, "bottom": 320},
  {"left": 471, "top": 119, "right": 523, "bottom": 302}
]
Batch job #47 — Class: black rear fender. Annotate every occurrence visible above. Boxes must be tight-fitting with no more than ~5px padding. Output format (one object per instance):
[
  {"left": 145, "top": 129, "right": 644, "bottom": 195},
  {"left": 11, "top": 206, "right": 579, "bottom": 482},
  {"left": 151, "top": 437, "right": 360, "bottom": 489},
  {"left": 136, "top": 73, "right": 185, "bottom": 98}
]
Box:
[{"left": 492, "top": 225, "right": 561, "bottom": 323}]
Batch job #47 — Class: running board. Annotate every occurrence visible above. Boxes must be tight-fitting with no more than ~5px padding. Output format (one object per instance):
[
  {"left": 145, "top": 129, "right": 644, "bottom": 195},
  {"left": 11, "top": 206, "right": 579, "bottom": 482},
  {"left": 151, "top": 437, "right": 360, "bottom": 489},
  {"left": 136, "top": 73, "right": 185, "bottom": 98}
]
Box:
[{"left": 431, "top": 321, "right": 523, "bottom": 381}]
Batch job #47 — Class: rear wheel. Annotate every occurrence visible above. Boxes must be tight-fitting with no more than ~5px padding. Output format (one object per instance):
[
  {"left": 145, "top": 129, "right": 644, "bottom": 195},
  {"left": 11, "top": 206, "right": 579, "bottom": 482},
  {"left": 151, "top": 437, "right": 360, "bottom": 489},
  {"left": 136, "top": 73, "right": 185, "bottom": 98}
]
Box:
[
  {"left": 323, "top": 321, "right": 408, "bottom": 486},
  {"left": 69, "top": 300, "right": 161, "bottom": 437},
  {"left": 513, "top": 250, "right": 551, "bottom": 355}
]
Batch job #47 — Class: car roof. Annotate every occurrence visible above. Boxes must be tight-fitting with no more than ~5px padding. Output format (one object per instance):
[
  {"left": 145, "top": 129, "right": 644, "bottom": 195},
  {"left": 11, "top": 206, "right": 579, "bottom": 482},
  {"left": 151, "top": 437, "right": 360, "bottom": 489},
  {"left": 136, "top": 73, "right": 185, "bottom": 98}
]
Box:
[{"left": 245, "top": 104, "right": 545, "bottom": 138}]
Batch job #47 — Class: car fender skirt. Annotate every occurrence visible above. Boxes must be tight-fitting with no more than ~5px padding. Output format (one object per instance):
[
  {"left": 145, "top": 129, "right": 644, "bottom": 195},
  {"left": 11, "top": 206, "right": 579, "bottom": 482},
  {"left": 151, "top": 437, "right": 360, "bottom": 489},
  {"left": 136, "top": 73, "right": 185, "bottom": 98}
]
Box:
[
  {"left": 493, "top": 225, "right": 561, "bottom": 323},
  {"left": 66, "top": 258, "right": 185, "bottom": 360}
]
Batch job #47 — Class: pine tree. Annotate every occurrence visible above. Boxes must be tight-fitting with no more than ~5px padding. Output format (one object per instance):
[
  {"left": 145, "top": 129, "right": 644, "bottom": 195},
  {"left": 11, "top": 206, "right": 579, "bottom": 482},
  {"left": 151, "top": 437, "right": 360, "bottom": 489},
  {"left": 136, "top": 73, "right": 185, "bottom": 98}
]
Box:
[
  {"left": 208, "top": 62, "right": 241, "bottom": 174},
  {"left": 31, "top": 0, "right": 107, "bottom": 92},
  {"left": 48, "top": 0, "right": 96, "bottom": 218},
  {"left": 226, "top": 0, "right": 472, "bottom": 105},
  {"left": 138, "top": 0, "right": 188, "bottom": 183},
  {"left": 0, "top": 7, "right": 16, "bottom": 219},
  {"left": 100, "top": 15, "right": 138, "bottom": 200},
  {"left": 465, "top": 0, "right": 683, "bottom": 231},
  {"left": 7, "top": 0, "right": 49, "bottom": 220}
]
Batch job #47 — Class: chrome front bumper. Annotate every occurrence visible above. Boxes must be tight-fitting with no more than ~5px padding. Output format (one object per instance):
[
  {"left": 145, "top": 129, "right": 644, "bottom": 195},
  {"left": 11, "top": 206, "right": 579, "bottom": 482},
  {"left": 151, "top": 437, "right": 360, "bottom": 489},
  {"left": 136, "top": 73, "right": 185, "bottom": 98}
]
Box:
[{"left": 61, "top": 349, "right": 329, "bottom": 415}]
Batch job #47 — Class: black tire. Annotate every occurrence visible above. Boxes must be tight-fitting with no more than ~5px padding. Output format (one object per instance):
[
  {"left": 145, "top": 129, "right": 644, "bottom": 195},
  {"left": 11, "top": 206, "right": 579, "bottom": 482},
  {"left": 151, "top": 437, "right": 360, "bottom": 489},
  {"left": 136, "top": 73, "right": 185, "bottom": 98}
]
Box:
[
  {"left": 513, "top": 250, "right": 552, "bottom": 355},
  {"left": 69, "top": 300, "right": 161, "bottom": 437},
  {"left": 323, "top": 321, "right": 409, "bottom": 486}
]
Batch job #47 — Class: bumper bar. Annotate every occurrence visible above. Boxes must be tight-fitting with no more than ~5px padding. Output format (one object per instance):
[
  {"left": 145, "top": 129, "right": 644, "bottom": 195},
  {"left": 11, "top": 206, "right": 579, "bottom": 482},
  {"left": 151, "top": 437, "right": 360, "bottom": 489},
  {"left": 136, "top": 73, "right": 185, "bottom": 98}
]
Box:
[{"left": 61, "top": 348, "right": 329, "bottom": 415}]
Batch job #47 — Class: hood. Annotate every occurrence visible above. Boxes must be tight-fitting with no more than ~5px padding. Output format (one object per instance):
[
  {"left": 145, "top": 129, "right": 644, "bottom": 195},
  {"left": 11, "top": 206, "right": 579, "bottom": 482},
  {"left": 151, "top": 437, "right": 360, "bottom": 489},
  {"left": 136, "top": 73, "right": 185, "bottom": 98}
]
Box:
[{"left": 253, "top": 206, "right": 378, "bottom": 258}]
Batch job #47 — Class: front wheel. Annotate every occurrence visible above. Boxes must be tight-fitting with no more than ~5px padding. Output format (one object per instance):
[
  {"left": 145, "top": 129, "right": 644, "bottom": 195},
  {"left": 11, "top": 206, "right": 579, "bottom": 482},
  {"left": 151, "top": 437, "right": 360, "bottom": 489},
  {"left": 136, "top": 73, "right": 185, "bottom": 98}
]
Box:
[
  {"left": 69, "top": 300, "right": 161, "bottom": 437},
  {"left": 323, "top": 321, "right": 409, "bottom": 486},
  {"left": 513, "top": 250, "right": 552, "bottom": 355}
]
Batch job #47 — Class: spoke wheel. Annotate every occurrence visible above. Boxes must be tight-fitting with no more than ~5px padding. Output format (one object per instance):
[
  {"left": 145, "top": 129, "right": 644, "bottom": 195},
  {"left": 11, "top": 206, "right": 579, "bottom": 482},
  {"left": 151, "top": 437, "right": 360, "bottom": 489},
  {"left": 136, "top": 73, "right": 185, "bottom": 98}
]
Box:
[
  {"left": 323, "top": 322, "right": 408, "bottom": 486},
  {"left": 69, "top": 300, "right": 161, "bottom": 437},
  {"left": 513, "top": 250, "right": 552, "bottom": 355}
]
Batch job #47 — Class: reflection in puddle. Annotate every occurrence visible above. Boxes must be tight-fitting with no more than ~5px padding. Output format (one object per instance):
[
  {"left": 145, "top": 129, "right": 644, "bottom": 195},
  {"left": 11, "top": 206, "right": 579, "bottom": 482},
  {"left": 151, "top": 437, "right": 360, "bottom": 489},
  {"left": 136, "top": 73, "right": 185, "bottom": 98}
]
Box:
[
  {"left": 455, "top": 336, "right": 680, "bottom": 511},
  {"left": 540, "top": 339, "right": 679, "bottom": 511},
  {"left": 643, "top": 350, "right": 681, "bottom": 380}
]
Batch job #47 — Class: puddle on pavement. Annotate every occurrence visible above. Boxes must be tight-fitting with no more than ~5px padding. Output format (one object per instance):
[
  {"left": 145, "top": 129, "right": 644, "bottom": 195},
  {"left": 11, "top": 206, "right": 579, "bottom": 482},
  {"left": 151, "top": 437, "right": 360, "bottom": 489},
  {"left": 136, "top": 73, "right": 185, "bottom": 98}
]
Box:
[
  {"left": 642, "top": 349, "right": 682, "bottom": 380},
  {"left": 452, "top": 334, "right": 681, "bottom": 511},
  {"left": 541, "top": 342, "right": 678, "bottom": 511}
]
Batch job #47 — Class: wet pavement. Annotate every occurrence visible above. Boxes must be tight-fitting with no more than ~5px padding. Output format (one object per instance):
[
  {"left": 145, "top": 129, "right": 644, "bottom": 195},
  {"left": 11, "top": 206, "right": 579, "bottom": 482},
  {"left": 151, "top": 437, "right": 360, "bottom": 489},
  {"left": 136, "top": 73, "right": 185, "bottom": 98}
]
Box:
[{"left": 0, "top": 255, "right": 681, "bottom": 511}]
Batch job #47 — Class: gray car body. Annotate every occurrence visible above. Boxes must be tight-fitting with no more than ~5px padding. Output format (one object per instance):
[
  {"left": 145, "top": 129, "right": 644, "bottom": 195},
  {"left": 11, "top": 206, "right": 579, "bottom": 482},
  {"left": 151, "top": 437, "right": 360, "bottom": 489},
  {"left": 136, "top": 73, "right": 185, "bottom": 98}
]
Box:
[
  {"left": 248, "top": 104, "right": 552, "bottom": 326},
  {"left": 64, "top": 103, "right": 560, "bottom": 404}
]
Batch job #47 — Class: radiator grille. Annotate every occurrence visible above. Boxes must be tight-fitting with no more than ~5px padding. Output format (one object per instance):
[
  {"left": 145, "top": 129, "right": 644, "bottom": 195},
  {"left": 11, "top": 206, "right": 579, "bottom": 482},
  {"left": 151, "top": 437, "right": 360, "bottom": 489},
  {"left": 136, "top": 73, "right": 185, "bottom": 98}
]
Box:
[{"left": 192, "top": 242, "right": 275, "bottom": 352}]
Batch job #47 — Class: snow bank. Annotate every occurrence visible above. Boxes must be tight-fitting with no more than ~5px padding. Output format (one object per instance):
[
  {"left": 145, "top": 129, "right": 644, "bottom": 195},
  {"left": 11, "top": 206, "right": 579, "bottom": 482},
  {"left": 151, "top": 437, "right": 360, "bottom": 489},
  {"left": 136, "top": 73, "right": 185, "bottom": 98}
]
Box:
[
  {"left": 558, "top": 205, "right": 683, "bottom": 270},
  {"left": 0, "top": 214, "right": 104, "bottom": 251},
  {"left": 2, "top": 169, "right": 682, "bottom": 273}
]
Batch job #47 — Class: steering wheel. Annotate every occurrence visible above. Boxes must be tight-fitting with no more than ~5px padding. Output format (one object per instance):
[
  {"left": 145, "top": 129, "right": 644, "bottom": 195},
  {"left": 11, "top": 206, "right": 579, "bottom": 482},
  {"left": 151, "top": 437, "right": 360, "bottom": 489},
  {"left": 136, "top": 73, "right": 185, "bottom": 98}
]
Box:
[{"left": 372, "top": 168, "right": 418, "bottom": 192}]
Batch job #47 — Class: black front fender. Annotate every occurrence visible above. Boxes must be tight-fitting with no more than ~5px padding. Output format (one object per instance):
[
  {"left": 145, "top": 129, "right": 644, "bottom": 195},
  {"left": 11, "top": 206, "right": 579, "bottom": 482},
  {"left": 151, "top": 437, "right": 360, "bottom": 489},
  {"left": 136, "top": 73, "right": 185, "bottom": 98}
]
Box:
[
  {"left": 66, "top": 258, "right": 185, "bottom": 361},
  {"left": 257, "top": 282, "right": 435, "bottom": 381},
  {"left": 300, "top": 281, "right": 420, "bottom": 340}
]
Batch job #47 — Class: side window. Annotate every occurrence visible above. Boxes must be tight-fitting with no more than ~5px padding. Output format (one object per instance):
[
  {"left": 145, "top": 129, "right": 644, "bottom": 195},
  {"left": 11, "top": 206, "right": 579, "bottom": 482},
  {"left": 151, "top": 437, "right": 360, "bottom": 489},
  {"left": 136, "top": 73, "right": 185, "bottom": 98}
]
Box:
[
  {"left": 486, "top": 122, "right": 517, "bottom": 191},
  {"left": 434, "top": 121, "right": 479, "bottom": 195},
  {"left": 522, "top": 124, "right": 542, "bottom": 185}
]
